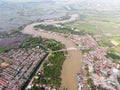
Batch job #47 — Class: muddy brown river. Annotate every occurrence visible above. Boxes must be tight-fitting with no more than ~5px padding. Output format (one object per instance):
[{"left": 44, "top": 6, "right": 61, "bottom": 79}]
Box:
[{"left": 22, "top": 14, "right": 82, "bottom": 90}]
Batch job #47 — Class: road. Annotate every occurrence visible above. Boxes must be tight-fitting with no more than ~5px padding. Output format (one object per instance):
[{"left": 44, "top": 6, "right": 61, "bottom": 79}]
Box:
[{"left": 22, "top": 14, "right": 82, "bottom": 90}]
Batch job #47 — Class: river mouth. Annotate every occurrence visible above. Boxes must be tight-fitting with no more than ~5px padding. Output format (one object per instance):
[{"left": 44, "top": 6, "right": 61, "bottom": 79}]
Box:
[{"left": 22, "top": 14, "right": 82, "bottom": 90}]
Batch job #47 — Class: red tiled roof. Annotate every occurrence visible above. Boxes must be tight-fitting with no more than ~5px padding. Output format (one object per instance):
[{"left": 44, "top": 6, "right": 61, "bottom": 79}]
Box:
[{"left": 0, "top": 78, "right": 8, "bottom": 87}]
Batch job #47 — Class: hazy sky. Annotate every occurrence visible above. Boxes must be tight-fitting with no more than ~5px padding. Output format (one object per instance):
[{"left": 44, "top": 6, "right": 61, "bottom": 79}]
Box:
[
  {"left": 5, "top": 0, "right": 35, "bottom": 2},
  {"left": 4, "top": 0, "right": 120, "bottom": 4}
]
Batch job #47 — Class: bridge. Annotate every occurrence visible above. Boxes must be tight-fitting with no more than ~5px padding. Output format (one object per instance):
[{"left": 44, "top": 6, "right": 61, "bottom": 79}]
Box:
[{"left": 47, "top": 47, "right": 79, "bottom": 53}]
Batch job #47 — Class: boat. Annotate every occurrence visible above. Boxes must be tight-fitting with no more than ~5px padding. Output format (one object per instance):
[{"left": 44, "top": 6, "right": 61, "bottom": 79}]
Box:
[{"left": 76, "top": 73, "right": 83, "bottom": 90}]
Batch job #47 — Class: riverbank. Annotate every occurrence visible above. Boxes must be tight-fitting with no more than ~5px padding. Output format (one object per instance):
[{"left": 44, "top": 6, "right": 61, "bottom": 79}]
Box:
[{"left": 22, "top": 14, "right": 82, "bottom": 90}]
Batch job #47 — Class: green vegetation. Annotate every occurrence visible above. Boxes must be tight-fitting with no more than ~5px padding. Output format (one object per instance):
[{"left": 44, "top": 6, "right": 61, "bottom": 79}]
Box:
[
  {"left": 113, "top": 47, "right": 120, "bottom": 53},
  {"left": 84, "top": 18, "right": 120, "bottom": 31},
  {"left": 118, "top": 77, "right": 120, "bottom": 84},
  {"left": 85, "top": 64, "right": 89, "bottom": 77},
  {"left": 45, "top": 39, "right": 65, "bottom": 51},
  {"left": 0, "top": 46, "right": 12, "bottom": 53},
  {"left": 106, "top": 52, "right": 120, "bottom": 63},
  {"left": 20, "top": 37, "right": 66, "bottom": 89},
  {"left": 82, "top": 49, "right": 90, "bottom": 54},
  {"left": 109, "top": 45, "right": 120, "bottom": 54},
  {"left": 34, "top": 24, "right": 85, "bottom": 35},
  {"left": 62, "top": 16, "right": 120, "bottom": 35},
  {"left": 98, "top": 36, "right": 113, "bottom": 47},
  {"left": 106, "top": 52, "right": 120, "bottom": 59},
  {"left": 30, "top": 39, "right": 66, "bottom": 89},
  {"left": 94, "top": 57, "right": 99, "bottom": 61},
  {"left": 43, "top": 52, "right": 65, "bottom": 88},
  {"left": 86, "top": 78, "right": 106, "bottom": 90},
  {"left": 112, "top": 36, "right": 120, "bottom": 44},
  {"left": 98, "top": 41, "right": 105, "bottom": 47},
  {"left": 64, "top": 22, "right": 97, "bottom": 33},
  {"left": 112, "top": 59, "right": 120, "bottom": 63},
  {"left": 87, "top": 78, "right": 96, "bottom": 90},
  {"left": 34, "top": 24, "right": 71, "bottom": 33},
  {"left": 20, "top": 37, "right": 43, "bottom": 48}
]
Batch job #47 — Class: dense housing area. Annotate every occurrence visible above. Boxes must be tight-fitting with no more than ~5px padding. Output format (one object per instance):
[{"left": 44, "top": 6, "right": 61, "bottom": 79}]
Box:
[{"left": 0, "top": 31, "right": 66, "bottom": 90}]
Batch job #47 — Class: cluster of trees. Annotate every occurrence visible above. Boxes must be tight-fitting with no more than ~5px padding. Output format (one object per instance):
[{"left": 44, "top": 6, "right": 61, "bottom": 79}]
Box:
[
  {"left": 34, "top": 24, "right": 85, "bottom": 35},
  {"left": 99, "top": 39, "right": 113, "bottom": 47},
  {"left": 94, "top": 57, "right": 99, "bottom": 61},
  {"left": 106, "top": 52, "right": 120, "bottom": 59},
  {"left": 82, "top": 49, "right": 90, "bottom": 54},
  {"left": 43, "top": 51, "right": 65, "bottom": 88},
  {"left": 34, "top": 24, "right": 71, "bottom": 33},
  {"left": 106, "top": 49, "right": 120, "bottom": 64},
  {"left": 87, "top": 78, "right": 96, "bottom": 90},
  {"left": 87, "top": 78, "right": 114, "bottom": 90},
  {"left": 43, "top": 40, "right": 66, "bottom": 88},
  {"left": 20, "top": 37, "right": 43, "bottom": 48},
  {"left": 118, "top": 77, "right": 120, "bottom": 84},
  {"left": 46, "top": 40, "right": 65, "bottom": 51},
  {"left": 30, "top": 39, "right": 66, "bottom": 89},
  {"left": 20, "top": 37, "right": 50, "bottom": 50},
  {"left": 0, "top": 46, "right": 12, "bottom": 53},
  {"left": 85, "top": 64, "right": 89, "bottom": 77},
  {"left": 20, "top": 37, "right": 65, "bottom": 51}
]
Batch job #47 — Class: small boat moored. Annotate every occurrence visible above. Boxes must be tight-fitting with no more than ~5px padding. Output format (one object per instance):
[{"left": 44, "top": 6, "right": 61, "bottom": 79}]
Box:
[{"left": 76, "top": 73, "right": 83, "bottom": 90}]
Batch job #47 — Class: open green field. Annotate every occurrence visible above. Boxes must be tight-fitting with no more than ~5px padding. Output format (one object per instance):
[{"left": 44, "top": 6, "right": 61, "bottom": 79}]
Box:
[
  {"left": 98, "top": 41, "right": 105, "bottom": 47},
  {"left": 64, "top": 21, "right": 97, "bottom": 33},
  {"left": 113, "top": 36, "right": 120, "bottom": 43},
  {"left": 109, "top": 46, "right": 120, "bottom": 54},
  {"left": 114, "top": 47, "right": 120, "bottom": 53},
  {"left": 84, "top": 17, "right": 120, "bottom": 31},
  {"left": 107, "top": 35, "right": 120, "bottom": 46},
  {"left": 108, "top": 48, "right": 119, "bottom": 54},
  {"left": 64, "top": 16, "right": 120, "bottom": 34}
]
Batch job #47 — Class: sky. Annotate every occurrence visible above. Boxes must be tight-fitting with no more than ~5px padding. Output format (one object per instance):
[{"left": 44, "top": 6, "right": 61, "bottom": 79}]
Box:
[
  {"left": 4, "top": 0, "right": 36, "bottom": 2},
  {"left": 3, "top": 0, "right": 120, "bottom": 4}
]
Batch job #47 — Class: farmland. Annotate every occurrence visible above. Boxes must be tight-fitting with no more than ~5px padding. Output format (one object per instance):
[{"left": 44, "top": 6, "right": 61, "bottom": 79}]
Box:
[
  {"left": 63, "top": 16, "right": 120, "bottom": 34},
  {"left": 64, "top": 21, "right": 97, "bottom": 33}
]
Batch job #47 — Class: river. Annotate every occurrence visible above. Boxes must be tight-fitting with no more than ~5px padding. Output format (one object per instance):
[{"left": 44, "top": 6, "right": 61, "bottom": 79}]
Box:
[{"left": 22, "top": 14, "right": 82, "bottom": 90}]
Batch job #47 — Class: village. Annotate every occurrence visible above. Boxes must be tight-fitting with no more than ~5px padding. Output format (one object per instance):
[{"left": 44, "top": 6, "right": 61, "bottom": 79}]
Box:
[
  {"left": 0, "top": 47, "right": 46, "bottom": 90},
  {"left": 66, "top": 33, "right": 120, "bottom": 90},
  {"left": 0, "top": 12, "right": 120, "bottom": 90},
  {"left": 25, "top": 22, "right": 120, "bottom": 90}
]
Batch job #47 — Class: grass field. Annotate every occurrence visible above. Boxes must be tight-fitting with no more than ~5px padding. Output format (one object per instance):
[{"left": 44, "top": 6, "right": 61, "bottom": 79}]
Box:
[
  {"left": 64, "top": 21, "right": 97, "bottom": 33},
  {"left": 113, "top": 36, "right": 120, "bottom": 43},
  {"left": 63, "top": 16, "right": 120, "bottom": 34},
  {"left": 84, "top": 18, "right": 120, "bottom": 31},
  {"left": 98, "top": 41, "right": 105, "bottom": 47},
  {"left": 114, "top": 47, "right": 120, "bottom": 53},
  {"left": 109, "top": 46, "right": 120, "bottom": 54}
]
